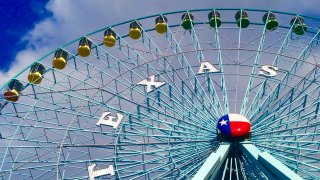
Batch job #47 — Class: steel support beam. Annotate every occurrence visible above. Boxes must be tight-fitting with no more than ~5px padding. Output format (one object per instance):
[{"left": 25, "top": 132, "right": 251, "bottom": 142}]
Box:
[
  {"left": 241, "top": 142, "right": 303, "bottom": 180},
  {"left": 192, "top": 143, "right": 230, "bottom": 180}
]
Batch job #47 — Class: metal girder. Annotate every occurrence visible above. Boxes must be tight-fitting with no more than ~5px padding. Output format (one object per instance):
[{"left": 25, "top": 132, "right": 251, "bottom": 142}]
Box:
[
  {"left": 241, "top": 142, "right": 303, "bottom": 180},
  {"left": 192, "top": 143, "right": 230, "bottom": 180},
  {"left": 194, "top": 142, "right": 303, "bottom": 180}
]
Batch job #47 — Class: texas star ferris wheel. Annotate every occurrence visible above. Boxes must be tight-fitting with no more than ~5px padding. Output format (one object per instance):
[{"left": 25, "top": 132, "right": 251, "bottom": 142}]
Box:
[{"left": 0, "top": 8, "right": 319, "bottom": 179}]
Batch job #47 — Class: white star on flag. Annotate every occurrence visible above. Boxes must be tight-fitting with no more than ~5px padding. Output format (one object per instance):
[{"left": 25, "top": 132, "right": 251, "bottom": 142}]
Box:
[{"left": 219, "top": 119, "right": 228, "bottom": 126}]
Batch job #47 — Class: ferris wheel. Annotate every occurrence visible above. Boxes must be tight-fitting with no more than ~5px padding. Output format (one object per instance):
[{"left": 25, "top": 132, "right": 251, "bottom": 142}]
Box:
[{"left": 0, "top": 8, "right": 319, "bottom": 180}]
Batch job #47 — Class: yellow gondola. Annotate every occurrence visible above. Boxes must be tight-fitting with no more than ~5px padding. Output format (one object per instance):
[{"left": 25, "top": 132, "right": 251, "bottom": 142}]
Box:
[
  {"left": 52, "top": 49, "right": 68, "bottom": 69},
  {"left": 104, "top": 28, "right": 117, "bottom": 47},
  {"left": 129, "top": 21, "right": 142, "bottom": 39},
  {"left": 4, "top": 79, "right": 23, "bottom": 102},
  {"left": 28, "top": 62, "right": 46, "bottom": 84},
  {"left": 78, "top": 37, "right": 92, "bottom": 57},
  {"left": 155, "top": 15, "right": 168, "bottom": 34}
]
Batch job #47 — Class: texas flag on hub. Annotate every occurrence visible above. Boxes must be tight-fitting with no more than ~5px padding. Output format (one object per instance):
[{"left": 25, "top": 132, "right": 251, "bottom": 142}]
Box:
[{"left": 217, "top": 114, "right": 251, "bottom": 138}]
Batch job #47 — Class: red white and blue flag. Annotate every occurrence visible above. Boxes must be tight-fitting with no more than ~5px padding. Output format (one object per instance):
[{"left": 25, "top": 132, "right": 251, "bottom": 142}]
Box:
[{"left": 217, "top": 114, "right": 251, "bottom": 138}]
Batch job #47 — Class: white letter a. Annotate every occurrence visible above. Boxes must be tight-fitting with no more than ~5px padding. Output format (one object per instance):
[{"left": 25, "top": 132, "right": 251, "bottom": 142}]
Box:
[{"left": 198, "top": 62, "right": 220, "bottom": 74}]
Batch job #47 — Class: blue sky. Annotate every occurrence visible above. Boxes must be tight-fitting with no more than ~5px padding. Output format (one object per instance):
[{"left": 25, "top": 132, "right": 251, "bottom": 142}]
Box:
[
  {"left": 1, "top": 0, "right": 320, "bottom": 85},
  {"left": 0, "top": 0, "right": 50, "bottom": 71}
]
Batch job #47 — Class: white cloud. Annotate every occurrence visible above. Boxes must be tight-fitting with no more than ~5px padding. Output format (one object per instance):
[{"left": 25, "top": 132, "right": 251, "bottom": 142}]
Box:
[{"left": 1, "top": 0, "right": 320, "bottom": 85}]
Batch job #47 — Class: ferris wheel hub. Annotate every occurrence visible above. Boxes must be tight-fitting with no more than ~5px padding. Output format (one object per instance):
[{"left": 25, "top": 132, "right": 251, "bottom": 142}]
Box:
[{"left": 217, "top": 113, "right": 251, "bottom": 138}]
